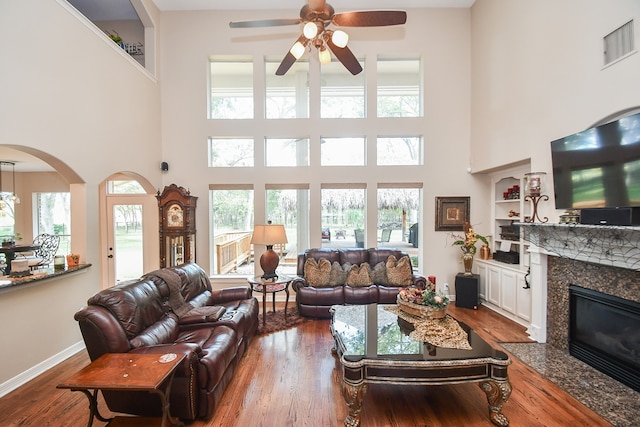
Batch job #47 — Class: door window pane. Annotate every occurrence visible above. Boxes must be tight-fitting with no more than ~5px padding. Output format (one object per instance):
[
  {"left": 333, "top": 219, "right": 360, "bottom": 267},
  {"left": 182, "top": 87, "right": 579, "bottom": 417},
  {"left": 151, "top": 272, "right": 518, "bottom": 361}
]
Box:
[
  {"left": 377, "top": 58, "right": 421, "bottom": 117},
  {"left": 321, "top": 188, "right": 365, "bottom": 248},
  {"left": 266, "top": 138, "right": 310, "bottom": 167},
  {"left": 377, "top": 136, "right": 422, "bottom": 165},
  {"left": 265, "top": 60, "right": 309, "bottom": 119},
  {"left": 321, "top": 137, "right": 365, "bottom": 166},
  {"left": 321, "top": 61, "right": 365, "bottom": 118},
  {"left": 113, "top": 203, "right": 143, "bottom": 281},
  {"left": 211, "top": 188, "right": 254, "bottom": 275},
  {"left": 209, "top": 58, "right": 254, "bottom": 119},
  {"left": 209, "top": 138, "right": 254, "bottom": 167}
]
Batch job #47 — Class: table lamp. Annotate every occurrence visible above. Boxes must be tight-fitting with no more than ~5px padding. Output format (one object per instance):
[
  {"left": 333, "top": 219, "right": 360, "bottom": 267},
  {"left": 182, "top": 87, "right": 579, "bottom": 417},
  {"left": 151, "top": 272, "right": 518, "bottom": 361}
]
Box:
[{"left": 250, "top": 222, "right": 288, "bottom": 280}]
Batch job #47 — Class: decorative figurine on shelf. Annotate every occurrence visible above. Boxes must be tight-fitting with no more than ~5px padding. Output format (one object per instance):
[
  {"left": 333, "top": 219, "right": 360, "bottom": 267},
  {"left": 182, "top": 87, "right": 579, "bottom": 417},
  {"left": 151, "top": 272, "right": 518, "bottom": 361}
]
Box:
[{"left": 524, "top": 172, "right": 549, "bottom": 223}]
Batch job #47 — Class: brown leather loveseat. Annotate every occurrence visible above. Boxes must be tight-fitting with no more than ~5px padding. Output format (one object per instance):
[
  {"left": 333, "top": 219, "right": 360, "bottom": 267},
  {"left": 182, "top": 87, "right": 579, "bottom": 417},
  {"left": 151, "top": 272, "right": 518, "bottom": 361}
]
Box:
[
  {"left": 292, "top": 248, "right": 434, "bottom": 318},
  {"left": 74, "top": 262, "right": 258, "bottom": 421}
]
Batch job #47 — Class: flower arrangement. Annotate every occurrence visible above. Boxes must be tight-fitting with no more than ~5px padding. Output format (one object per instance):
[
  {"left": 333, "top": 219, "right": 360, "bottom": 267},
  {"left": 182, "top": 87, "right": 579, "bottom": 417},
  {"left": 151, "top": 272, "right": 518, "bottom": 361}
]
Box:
[
  {"left": 451, "top": 221, "right": 488, "bottom": 256},
  {"left": 398, "top": 286, "right": 450, "bottom": 309}
]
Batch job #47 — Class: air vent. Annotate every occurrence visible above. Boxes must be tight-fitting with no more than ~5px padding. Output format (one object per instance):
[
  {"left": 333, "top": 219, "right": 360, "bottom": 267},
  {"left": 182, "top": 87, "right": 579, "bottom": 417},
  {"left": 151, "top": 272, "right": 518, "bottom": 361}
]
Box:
[{"left": 603, "top": 20, "right": 635, "bottom": 65}]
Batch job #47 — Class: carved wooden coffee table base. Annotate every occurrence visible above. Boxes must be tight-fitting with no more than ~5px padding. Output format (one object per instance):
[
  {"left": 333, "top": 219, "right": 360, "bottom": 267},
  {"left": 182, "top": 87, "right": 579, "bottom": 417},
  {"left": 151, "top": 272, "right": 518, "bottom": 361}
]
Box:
[{"left": 330, "top": 305, "right": 512, "bottom": 427}]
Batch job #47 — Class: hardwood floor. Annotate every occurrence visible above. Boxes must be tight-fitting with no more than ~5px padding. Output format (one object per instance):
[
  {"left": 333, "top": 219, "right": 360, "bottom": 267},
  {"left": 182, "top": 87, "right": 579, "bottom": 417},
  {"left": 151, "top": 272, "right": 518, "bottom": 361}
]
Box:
[{"left": 0, "top": 304, "right": 612, "bottom": 426}]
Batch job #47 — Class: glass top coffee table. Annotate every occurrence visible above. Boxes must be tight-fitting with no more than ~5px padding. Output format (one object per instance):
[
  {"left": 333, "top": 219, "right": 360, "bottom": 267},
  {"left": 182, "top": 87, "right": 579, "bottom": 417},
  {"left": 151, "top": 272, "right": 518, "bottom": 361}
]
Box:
[{"left": 330, "top": 304, "right": 512, "bottom": 427}]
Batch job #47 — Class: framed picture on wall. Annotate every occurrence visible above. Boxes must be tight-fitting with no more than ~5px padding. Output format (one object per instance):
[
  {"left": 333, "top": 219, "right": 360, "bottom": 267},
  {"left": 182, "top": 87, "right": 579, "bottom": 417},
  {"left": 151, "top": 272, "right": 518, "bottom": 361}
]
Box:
[{"left": 435, "top": 196, "right": 470, "bottom": 231}]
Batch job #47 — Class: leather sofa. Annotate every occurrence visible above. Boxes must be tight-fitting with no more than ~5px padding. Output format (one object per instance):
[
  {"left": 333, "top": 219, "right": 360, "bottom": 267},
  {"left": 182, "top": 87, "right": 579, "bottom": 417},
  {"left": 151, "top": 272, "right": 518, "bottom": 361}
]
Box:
[
  {"left": 292, "top": 248, "right": 434, "bottom": 318},
  {"left": 74, "top": 262, "right": 258, "bottom": 421}
]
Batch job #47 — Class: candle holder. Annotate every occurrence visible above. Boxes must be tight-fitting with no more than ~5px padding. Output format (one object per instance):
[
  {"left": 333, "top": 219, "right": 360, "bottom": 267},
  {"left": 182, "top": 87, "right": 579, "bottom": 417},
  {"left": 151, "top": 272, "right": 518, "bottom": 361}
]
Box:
[{"left": 524, "top": 172, "right": 548, "bottom": 223}]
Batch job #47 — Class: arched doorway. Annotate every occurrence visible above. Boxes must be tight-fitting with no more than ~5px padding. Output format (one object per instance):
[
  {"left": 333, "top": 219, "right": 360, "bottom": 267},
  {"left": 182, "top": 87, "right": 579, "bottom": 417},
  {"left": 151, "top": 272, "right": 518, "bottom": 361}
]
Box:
[{"left": 100, "top": 172, "right": 158, "bottom": 288}]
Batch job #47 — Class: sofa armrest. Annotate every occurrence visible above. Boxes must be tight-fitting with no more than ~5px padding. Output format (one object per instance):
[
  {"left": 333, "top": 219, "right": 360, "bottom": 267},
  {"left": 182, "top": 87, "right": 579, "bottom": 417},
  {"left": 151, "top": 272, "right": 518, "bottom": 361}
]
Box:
[
  {"left": 208, "top": 286, "right": 252, "bottom": 305},
  {"left": 291, "top": 277, "right": 307, "bottom": 292}
]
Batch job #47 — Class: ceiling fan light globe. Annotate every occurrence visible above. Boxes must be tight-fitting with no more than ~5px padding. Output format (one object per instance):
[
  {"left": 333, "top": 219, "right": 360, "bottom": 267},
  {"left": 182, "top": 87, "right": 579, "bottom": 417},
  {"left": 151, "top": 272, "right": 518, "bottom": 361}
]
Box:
[
  {"left": 290, "top": 41, "right": 306, "bottom": 59},
  {"left": 332, "top": 30, "right": 349, "bottom": 48},
  {"left": 303, "top": 22, "right": 318, "bottom": 39},
  {"left": 319, "top": 47, "right": 331, "bottom": 64}
]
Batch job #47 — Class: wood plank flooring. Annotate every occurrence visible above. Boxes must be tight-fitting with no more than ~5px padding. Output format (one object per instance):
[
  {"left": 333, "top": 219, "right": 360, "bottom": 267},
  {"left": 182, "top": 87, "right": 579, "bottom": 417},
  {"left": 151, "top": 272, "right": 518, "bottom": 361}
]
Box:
[{"left": 0, "top": 303, "right": 612, "bottom": 426}]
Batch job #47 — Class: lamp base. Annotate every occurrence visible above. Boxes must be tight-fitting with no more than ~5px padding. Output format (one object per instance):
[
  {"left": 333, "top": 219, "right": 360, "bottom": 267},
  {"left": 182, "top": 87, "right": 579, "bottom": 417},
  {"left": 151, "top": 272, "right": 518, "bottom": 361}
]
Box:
[{"left": 259, "top": 246, "right": 280, "bottom": 281}]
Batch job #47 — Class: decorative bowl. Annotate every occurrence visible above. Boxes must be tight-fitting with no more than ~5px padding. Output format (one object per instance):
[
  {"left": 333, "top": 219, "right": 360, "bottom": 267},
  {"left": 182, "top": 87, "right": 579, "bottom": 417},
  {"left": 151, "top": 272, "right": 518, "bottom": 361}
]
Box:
[{"left": 397, "top": 296, "right": 446, "bottom": 319}]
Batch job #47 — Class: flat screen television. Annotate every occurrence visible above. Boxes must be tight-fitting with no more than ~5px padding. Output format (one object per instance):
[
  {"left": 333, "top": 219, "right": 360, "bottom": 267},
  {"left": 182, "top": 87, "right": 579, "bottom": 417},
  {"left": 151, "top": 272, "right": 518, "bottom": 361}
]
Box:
[{"left": 551, "top": 112, "right": 640, "bottom": 210}]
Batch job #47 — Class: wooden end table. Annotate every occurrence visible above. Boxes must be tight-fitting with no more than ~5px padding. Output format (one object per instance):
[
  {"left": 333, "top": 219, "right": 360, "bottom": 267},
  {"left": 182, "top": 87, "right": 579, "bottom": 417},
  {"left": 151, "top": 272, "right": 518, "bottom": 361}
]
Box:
[
  {"left": 247, "top": 274, "right": 293, "bottom": 325},
  {"left": 57, "top": 352, "right": 186, "bottom": 427}
]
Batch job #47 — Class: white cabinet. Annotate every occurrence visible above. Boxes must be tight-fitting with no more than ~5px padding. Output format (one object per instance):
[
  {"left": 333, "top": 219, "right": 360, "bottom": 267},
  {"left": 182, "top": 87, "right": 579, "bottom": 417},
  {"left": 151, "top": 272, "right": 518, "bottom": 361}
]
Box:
[
  {"left": 500, "top": 269, "right": 517, "bottom": 314},
  {"left": 487, "top": 265, "right": 501, "bottom": 306},
  {"left": 476, "top": 259, "right": 531, "bottom": 328}
]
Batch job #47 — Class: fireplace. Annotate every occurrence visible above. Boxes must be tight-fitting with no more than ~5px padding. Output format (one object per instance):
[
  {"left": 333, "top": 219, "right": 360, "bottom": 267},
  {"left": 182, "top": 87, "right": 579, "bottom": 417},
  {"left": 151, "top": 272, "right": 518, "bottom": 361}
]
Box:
[{"left": 569, "top": 285, "right": 640, "bottom": 392}]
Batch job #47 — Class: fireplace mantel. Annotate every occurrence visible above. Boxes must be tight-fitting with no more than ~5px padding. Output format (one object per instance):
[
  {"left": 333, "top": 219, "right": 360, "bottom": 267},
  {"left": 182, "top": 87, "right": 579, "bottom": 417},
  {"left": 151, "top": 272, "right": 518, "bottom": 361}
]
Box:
[{"left": 518, "top": 223, "right": 640, "bottom": 271}]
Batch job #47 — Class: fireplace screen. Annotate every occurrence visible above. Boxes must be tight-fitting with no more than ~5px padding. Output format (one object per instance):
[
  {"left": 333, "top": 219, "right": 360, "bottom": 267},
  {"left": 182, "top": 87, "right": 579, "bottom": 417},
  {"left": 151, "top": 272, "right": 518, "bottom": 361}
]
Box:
[{"left": 569, "top": 285, "right": 640, "bottom": 392}]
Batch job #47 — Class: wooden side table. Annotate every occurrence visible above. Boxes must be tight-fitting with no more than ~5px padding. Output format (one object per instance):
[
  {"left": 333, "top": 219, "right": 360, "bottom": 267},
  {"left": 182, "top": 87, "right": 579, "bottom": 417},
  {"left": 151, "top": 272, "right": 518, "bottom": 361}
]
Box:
[
  {"left": 247, "top": 274, "right": 293, "bottom": 325},
  {"left": 57, "top": 353, "right": 186, "bottom": 427}
]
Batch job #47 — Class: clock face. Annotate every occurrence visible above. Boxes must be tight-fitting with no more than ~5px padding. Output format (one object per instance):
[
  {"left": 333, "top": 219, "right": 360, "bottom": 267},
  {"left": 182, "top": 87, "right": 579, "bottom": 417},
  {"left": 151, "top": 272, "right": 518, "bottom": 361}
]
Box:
[{"left": 167, "top": 204, "right": 184, "bottom": 227}]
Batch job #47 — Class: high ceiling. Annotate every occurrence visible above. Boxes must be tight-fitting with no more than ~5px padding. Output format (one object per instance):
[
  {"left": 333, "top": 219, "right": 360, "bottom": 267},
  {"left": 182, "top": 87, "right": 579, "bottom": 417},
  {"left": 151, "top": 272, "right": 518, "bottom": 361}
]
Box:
[
  {"left": 11, "top": 0, "right": 475, "bottom": 172},
  {"left": 70, "top": 0, "right": 475, "bottom": 21}
]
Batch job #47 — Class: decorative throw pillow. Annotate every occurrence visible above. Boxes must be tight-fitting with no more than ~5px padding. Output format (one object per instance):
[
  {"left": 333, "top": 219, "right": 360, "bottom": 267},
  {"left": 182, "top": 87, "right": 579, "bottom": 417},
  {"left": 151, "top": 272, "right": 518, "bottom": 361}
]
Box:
[
  {"left": 346, "top": 263, "right": 373, "bottom": 287},
  {"left": 386, "top": 255, "right": 413, "bottom": 287},
  {"left": 304, "top": 258, "right": 331, "bottom": 287},
  {"left": 370, "top": 261, "right": 388, "bottom": 285},
  {"left": 329, "top": 261, "right": 350, "bottom": 286}
]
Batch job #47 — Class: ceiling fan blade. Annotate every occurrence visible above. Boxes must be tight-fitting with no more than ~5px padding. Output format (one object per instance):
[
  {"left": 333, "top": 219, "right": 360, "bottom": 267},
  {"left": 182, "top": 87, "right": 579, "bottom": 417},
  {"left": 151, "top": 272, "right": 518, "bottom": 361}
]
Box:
[
  {"left": 326, "top": 38, "right": 363, "bottom": 76},
  {"left": 275, "top": 52, "right": 297, "bottom": 76},
  {"left": 229, "top": 18, "right": 302, "bottom": 28},
  {"left": 332, "top": 11, "right": 407, "bottom": 27}
]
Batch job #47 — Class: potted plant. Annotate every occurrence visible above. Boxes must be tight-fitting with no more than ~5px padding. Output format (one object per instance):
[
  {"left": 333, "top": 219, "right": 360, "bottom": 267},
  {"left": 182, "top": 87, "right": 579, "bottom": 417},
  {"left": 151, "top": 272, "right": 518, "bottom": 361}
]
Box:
[{"left": 451, "top": 222, "right": 488, "bottom": 275}]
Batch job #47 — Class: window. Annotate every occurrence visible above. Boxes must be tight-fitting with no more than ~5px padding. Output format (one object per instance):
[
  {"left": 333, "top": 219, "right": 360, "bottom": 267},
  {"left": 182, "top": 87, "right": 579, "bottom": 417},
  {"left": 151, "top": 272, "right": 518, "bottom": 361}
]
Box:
[
  {"left": 266, "top": 186, "right": 310, "bottom": 275},
  {"left": 210, "top": 187, "right": 254, "bottom": 275},
  {"left": 377, "top": 136, "right": 422, "bottom": 165},
  {"left": 209, "top": 58, "right": 254, "bottom": 119},
  {"left": 321, "top": 137, "right": 366, "bottom": 166},
  {"left": 377, "top": 57, "right": 421, "bottom": 117},
  {"left": 377, "top": 186, "right": 421, "bottom": 267},
  {"left": 265, "top": 138, "right": 309, "bottom": 167},
  {"left": 34, "top": 193, "right": 71, "bottom": 255},
  {"left": 265, "top": 59, "right": 309, "bottom": 119},
  {"left": 209, "top": 138, "right": 254, "bottom": 167},
  {"left": 0, "top": 194, "right": 17, "bottom": 241},
  {"left": 321, "top": 187, "right": 365, "bottom": 248},
  {"left": 321, "top": 60, "right": 365, "bottom": 118}
]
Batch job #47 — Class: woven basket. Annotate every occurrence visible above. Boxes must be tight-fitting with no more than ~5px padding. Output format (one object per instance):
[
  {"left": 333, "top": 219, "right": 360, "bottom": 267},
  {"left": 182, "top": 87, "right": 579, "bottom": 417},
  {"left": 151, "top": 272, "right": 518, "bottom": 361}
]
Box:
[{"left": 397, "top": 296, "right": 446, "bottom": 319}]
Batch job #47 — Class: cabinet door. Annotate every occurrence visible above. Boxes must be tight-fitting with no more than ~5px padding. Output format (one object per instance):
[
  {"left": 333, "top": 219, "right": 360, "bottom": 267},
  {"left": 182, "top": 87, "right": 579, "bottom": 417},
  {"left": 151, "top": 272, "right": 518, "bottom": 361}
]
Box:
[
  {"left": 517, "top": 274, "right": 532, "bottom": 321},
  {"left": 500, "top": 270, "right": 517, "bottom": 314},
  {"left": 476, "top": 262, "right": 488, "bottom": 301},
  {"left": 487, "top": 266, "right": 501, "bottom": 306}
]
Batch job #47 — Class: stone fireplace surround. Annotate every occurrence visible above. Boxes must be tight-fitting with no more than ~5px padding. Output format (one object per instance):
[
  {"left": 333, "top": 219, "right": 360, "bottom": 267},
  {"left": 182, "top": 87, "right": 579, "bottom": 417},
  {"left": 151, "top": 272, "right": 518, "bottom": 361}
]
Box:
[{"left": 546, "top": 256, "right": 640, "bottom": 351}]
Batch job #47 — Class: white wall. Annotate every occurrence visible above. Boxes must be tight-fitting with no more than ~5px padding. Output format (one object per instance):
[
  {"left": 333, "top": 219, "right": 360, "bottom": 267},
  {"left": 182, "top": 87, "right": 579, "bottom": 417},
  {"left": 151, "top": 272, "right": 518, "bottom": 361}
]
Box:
[
  {"left": 470, "top": 0, "right": 640, "bottom": 220},
  {"left": 0, "top": 0, "right": 161, "bottom": 389},
  {"left": 158, "top": 7, "right": 489, "bottom": 288}
]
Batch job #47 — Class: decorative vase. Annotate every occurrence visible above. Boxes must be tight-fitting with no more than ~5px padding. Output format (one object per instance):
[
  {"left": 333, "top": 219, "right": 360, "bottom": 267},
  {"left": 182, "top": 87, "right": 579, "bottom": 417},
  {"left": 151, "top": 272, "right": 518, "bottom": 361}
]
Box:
[
  {"left": 480, "top": 245, "right": 491, "bottom": 260},
  {"left": 462, "top": 252, "right": 474, "bottom": 275}
]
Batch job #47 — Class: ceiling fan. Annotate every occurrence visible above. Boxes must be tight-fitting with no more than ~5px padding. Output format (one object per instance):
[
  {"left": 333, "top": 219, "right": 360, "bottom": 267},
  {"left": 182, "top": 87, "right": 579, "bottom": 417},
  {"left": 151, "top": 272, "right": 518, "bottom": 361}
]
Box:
[{"left": 229, "top": 0, "right": 407, "bottom": 76}]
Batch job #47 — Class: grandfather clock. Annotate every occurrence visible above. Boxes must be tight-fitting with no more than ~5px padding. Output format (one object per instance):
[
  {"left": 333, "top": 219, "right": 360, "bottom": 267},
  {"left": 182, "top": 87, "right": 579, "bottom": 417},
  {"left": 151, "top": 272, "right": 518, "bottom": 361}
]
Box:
[{"left": 157, "top": 184, "right": 197, "bottom": 268}]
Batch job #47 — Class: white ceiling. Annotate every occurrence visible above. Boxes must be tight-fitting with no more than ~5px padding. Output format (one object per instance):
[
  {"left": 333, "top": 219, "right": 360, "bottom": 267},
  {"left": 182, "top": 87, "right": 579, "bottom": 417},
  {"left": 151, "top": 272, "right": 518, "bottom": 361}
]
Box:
[{"left": 70, "top": 0, "right": 475, "bottom": 21}]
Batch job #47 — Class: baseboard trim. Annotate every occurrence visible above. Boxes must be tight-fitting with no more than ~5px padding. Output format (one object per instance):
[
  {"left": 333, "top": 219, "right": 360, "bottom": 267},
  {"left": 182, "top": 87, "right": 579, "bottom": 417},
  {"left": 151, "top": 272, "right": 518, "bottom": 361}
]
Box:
[{"left": 0, "top": 341, "right": 85, "bottom": 398}]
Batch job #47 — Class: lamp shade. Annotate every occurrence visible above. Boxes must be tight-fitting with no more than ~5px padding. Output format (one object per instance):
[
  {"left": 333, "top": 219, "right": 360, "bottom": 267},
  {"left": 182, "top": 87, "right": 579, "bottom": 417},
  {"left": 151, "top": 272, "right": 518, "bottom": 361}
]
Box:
[{"left": 250, "top": 224, "right": 288, "bottom": 246}]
